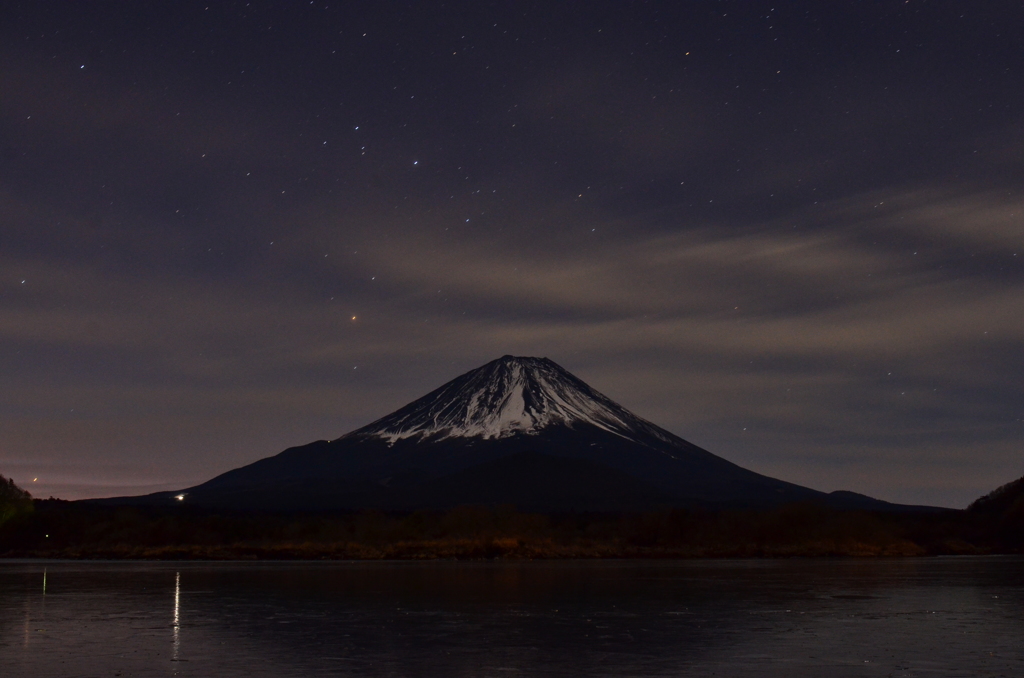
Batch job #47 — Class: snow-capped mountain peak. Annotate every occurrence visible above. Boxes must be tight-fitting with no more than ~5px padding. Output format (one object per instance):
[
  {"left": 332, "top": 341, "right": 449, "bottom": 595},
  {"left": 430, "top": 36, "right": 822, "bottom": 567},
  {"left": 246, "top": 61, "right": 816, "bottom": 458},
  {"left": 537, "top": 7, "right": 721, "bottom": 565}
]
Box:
[{"left": 351, "top": 355, "right": 672, "bottom": 445}]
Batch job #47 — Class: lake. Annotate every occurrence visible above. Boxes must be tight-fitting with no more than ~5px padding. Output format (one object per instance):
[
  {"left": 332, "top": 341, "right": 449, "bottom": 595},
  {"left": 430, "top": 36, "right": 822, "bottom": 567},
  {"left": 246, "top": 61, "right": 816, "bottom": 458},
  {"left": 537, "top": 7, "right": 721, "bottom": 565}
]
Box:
[{"left": 1, "top": 557, "right": 1021, "bottom": 677}]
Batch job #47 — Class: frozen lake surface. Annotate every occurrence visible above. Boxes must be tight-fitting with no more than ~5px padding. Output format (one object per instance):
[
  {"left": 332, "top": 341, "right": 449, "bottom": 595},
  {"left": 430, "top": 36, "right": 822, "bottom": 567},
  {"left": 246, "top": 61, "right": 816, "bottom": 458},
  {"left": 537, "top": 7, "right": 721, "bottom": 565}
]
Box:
[{"left": 1, "top": 557, "right": 1022, "bottom": 677}]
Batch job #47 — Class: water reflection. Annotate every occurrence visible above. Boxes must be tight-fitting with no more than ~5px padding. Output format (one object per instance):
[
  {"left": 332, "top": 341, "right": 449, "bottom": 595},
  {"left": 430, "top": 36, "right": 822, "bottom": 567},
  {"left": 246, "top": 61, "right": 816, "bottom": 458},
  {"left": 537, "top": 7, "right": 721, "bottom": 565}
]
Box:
[
  {"left": 173, "top": 571, "right": 180, "bottom": 662},
  {"left": 0, "top": 558, "right": 1021, "bottom": 677}
]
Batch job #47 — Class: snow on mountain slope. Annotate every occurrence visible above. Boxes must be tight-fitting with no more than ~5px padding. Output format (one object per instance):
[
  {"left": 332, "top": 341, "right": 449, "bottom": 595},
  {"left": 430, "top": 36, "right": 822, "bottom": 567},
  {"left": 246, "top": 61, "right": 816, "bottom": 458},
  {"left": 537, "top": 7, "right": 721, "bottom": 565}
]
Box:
[{"left": 350, "top": 355, "right": 676, "bottom": 445}]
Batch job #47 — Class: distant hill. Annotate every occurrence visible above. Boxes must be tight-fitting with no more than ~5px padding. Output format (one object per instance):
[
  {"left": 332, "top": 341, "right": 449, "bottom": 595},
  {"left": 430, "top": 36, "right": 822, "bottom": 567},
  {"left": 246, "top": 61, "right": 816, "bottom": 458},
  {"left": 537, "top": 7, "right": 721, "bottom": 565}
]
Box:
[
  {"left": 96, "top": 355, "right": 936, "bottom": 513},
  {"left": 968, "top": 475, "right": 1024, "bottom": 517}
]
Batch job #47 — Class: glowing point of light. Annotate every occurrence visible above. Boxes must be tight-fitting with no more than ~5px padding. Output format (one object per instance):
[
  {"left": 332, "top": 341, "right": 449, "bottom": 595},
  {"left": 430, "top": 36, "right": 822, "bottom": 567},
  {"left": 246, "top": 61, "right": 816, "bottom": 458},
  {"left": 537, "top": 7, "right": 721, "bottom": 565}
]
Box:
[
  {"left": 351, "top": 316, "right": 357, "bottom": 320},
  {"left": 174, "top": 494, "right": 186, "bottom": 501},
  {"left": 33, "top": 478, "right": 37, "bottom": 482}
]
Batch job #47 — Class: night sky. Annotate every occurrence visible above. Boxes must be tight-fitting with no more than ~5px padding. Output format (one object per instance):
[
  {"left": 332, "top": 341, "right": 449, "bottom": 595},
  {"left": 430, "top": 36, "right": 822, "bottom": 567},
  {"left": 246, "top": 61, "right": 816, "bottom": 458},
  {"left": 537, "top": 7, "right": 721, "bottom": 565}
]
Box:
[{"left": 3, "top": 2, "right": 1023, "bottom": 507}]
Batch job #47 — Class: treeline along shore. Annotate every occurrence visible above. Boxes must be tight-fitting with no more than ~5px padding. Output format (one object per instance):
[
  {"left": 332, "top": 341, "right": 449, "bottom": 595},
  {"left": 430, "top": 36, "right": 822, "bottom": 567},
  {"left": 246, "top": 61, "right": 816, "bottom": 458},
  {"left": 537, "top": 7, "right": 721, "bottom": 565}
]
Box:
[
  {"left": 2, "top": 473, "right": 1021, "bottom": 559},
  {"left": 0, "top": 498, "right": 1021, "bottom": 560}
]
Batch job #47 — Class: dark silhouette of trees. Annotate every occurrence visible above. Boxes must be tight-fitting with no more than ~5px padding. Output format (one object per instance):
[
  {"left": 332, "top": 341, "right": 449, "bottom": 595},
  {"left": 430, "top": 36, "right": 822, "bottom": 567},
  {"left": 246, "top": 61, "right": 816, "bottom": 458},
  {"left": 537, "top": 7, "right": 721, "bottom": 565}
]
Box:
[
  {"left": 0, "top": 474, "right": 33, "bottom": 527},
  {"left": 1, "top": 474, "right": 1021, "bottom": 558}
]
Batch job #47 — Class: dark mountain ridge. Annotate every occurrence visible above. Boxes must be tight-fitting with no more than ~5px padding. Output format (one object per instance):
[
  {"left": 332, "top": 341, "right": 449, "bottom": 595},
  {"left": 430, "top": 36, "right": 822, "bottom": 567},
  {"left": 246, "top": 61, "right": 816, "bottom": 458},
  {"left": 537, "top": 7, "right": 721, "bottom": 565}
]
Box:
[{"left": 99, "top": 356, "right": 938, "bottom": 513}]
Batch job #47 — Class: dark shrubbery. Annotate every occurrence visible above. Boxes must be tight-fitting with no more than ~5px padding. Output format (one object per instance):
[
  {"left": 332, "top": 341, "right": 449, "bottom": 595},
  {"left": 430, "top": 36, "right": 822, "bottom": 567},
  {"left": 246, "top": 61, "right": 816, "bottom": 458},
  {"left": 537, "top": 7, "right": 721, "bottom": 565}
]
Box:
[{"left": 0, "top": 495, "right": 1018, "bottom": 559}]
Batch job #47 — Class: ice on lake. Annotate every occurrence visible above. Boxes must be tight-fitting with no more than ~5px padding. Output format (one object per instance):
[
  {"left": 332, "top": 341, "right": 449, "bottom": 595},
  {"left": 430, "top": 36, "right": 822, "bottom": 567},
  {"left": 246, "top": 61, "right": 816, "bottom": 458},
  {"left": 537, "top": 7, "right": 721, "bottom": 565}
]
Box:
[{"left": 1, "top": 557, "right": 1022, "bottom": 677}]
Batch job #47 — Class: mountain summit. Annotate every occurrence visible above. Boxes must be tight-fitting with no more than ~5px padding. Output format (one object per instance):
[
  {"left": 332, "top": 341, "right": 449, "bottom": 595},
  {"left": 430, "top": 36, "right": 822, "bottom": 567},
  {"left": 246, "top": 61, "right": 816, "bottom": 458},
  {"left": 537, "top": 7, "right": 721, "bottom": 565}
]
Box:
[
  {"left": 108, "top": 355, "right": 920, "bottom": 512},
  {"left": 355, "top": 355, "right": 672, "bottom": 445}
]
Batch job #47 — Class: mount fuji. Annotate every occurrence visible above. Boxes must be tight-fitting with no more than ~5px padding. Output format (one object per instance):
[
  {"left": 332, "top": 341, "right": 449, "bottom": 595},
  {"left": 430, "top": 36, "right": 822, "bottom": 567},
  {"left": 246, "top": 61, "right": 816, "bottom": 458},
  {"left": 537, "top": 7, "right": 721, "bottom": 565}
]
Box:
[{"left": 115, "top": 356, "right": 917, "bottom": 512}]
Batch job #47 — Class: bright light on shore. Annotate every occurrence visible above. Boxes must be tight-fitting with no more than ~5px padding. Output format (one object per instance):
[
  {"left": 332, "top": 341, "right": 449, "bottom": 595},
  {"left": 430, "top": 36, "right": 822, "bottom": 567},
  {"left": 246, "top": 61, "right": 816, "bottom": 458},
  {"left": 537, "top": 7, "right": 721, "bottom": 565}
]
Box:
[{"left": 174, "top": 494, "right": 186, "bottom": 501}]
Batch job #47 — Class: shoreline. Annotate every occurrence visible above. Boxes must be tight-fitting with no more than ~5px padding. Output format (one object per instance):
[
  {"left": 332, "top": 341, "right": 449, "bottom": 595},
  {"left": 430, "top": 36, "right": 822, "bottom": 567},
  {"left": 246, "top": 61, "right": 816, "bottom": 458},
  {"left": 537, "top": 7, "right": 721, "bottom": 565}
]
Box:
[
  {"left": 2, "top": 539, "right": 1008, "bottom": 561},
  {"left": 3, "top": 500, "right": 1019, "bottom": 561}
]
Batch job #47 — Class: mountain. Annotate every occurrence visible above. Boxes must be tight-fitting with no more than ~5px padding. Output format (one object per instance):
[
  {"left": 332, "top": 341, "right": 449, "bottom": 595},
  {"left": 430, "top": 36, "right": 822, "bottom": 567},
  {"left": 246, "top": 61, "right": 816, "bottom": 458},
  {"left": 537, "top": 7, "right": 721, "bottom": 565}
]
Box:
[
  {"left": 105, "top": 355, "right": 925, "bottom": 512},
  {"left": 354, "top": 354, "right": 680, "bottom": 444}
]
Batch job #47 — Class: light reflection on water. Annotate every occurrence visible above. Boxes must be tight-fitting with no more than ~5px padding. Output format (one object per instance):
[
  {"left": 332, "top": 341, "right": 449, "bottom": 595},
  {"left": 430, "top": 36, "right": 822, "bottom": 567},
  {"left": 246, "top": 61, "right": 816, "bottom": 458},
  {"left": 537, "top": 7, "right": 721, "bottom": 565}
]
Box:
[
  {"left": 0, "top": 557, "right": 1022, "bottom": 677},
  {"left": 173, "top": 571, "right": 180, "bottom": 662}
]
